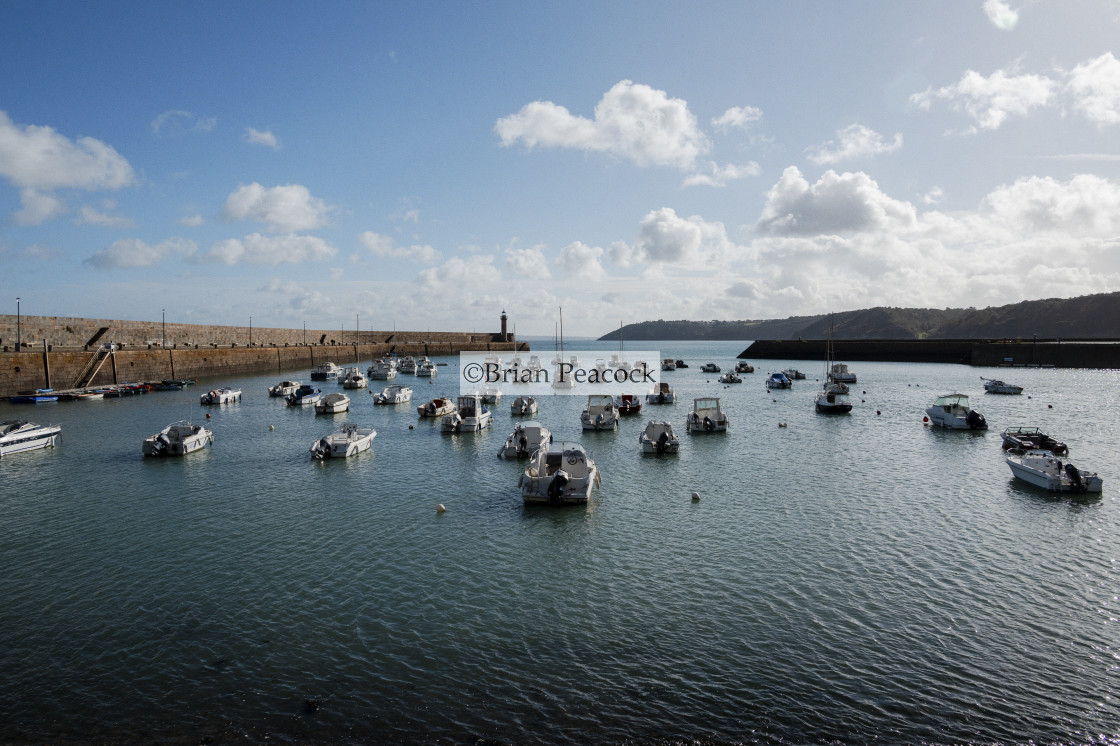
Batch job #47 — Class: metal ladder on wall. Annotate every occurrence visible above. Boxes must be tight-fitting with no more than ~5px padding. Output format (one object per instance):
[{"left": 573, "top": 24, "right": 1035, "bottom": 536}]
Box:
[{"left": 71, "top": 345, "right": 113, "bottom": 389}]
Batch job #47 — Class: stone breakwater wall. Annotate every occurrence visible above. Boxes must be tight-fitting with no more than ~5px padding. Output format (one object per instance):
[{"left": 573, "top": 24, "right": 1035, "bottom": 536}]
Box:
[
  {"left": 740, "top": 338, "right": 1120, "bottom": 369},
  {"left": 0, "top": 314, "right": 509, "bottom": 351},
  {"left": 0, "top": 341, "right": 526, "bottom": 397}
]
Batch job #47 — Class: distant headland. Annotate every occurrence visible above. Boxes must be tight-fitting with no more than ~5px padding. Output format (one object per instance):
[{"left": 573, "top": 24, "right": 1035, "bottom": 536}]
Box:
[{"left": 598, "top": 292, "right": 1120, "bottom": 342}]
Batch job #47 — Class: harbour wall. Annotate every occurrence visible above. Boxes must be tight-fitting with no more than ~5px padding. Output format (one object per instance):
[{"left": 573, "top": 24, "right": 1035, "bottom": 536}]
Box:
[
  {"left": 0, "top": 315, "right": 526, "bottom": 397},
  {"left": 740, "top": 338, "right": 1120, "bottom": 369}
]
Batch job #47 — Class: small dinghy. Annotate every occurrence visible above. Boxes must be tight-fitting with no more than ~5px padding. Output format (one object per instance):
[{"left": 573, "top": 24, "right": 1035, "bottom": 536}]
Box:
[
  {"left": 498, "top": 421, "right": 552, "bottom": 459},
  {"left": 310, "top": 425, "right": 376, "bottom": 459}
]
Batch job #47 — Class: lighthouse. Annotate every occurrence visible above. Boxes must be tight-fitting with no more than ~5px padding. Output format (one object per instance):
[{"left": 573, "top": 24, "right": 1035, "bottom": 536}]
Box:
[{"left": 500, "top": 309, "right": 508, "bottom": 341}]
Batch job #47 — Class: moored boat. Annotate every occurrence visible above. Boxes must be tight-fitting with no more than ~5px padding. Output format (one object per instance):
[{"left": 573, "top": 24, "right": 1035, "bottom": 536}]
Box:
[
  {"left": 1000, "top": 426, "right": 1068, "bottom": 456},
  {"left": 315, "top": 392, "right": 351, "bottom": 413},
  {"left": 368, "top": 359, "right": 397, "bottom": 380},
  {"left": 287, "top": 384, "right": 322, "bottom": 407},
  {"left": 200, "top": 387, "right": 241, "bottom": 405},
  {"left": 718, "top": 372, "right": 742, "bottom": 384},
  {"left": 783, "top": 369, "right": 806, "bottom": 380},
  {"left": 341, "top": 367, "right": 368, "bottom": 389},
  {"left": 639, "top": 420, "right": 680, "bottom": 454},
  {"left": 310, "top": 362, "right": 341, "bottom": 381},
  {"left": 441, "top": 394, "right": 492, "bottom": 432},
  {"left": 661, "top": 358, "right": 677, "bottom": 371},
  {"left": 142, "top": 421, "right": 213, "bottom": 456},
  {"left": 1006, "top": 450, "right": 1102, "bottom": 493},
  {"left": 310, "top": 424, "right": 376, "bottom": 459},
  {"left": 511, "top": 395, "right": 538, "bottom": 416},
  {"left": 10, "top": 388, "right": 59, "bottom": 403},
  {"left": 374, "top": 384, "right": 413, "bottom": 405},
  {"left": 982, "top": 377, "right": 1023, "bottom": 395},
  {"left": 925, "top": 393, "right": 987, "bottom": 430},
  {"left": 828, "top": 362, "right": 857, "bottom": 385},
  {"left": 520, "top": 442, "right": 601, "bottom": 505},
  {"left": 480, "top": 386, "right": 503, "bottom": 404},
  {"left": 581, "top": 394, "right": 619, "bottom": 431},
  {"left": 646, "top": 381, "right": 676, "bottom": 404},
  {"left": 398, "top": 356, "right": 417, "bottom": 374},
  {"left": 0, "top": 420, "right": 62, "bottom": 457},
  {"left": 701, "top": 363, "right": 721, "bottom": 373},
  {"left": 618, "top": 393, "right": 642, "bottom": 415},
  {"left": 766, "top": 372, "right": 792, "bottom": 389},
  {"left": 497, "top": 421, "right": 553, "bottom": 459},
  {"left": 418, "top": 397, "right": 455, "bottom": 418},
  {"left": 735, "top": 361, "right": 754, "bottom": 373},
  {"left": 269, "top": 380, "right": 301, "bottom": 397},
  {"left": 416, "top": 359, "right": 437, "bottom": 377},
  {"left": 686, "top": 397, "right": 729, "bottom": 433}
]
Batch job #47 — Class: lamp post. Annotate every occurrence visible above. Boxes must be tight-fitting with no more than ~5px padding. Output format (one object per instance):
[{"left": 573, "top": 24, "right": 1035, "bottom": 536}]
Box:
[
  {"left": 249, "top": 316, "right": 253, "bottom": 347},
  {"left": 162, "top": 308, "right": 166, "bottom": 348},
  {"left": 15, "top": 297, "right": 20, "bottom": 351}
]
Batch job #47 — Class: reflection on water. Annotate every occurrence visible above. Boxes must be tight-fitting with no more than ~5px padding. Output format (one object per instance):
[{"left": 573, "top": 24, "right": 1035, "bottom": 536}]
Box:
[{"left": 0, "top": 341, "right": 1117, "bottom": 744}]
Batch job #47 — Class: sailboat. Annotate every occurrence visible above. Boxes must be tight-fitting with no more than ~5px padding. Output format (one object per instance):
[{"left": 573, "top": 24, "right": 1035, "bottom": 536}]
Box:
[
  {"left": 815, "top": 318, "right": 853, "bottom": 414},
  {"left": 609, "top": 321, "right": 631, "bottom": 370},
  {"left": 552, "top": 307, "right": 575, "bottom": 389}
]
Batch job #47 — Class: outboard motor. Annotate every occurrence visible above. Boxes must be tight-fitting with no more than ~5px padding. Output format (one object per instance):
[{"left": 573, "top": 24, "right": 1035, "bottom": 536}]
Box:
[
  {"left": 704, "top": 416, "right": 714, "bottom": 431},
  {"left": 427, "top": 402, "right": 436, "bottom": 415},
  {"left": 965, "top": 410, "right": 987, "bottom": 430},
  {"left": 312, "top": 437, "right": 330, "bottom": 459},
  {"left": 1065, "top": 463, "right": 1086, "bottom": 492},
  {"left": 656, "top": 430, "right": 670, "bottom": 454},
  {"left": 596, "top": 412, "right": 606, "bottom": 429},
  {"left": 517, "top": 433, "right": 528, "bottom": 457},
  {"left": 547, "top": 468, "right": 570, "bottom": 506}
]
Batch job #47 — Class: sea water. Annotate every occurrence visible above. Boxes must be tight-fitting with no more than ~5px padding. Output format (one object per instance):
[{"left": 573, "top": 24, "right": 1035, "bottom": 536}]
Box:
[{"left": 1, "top": 340, "right": 1117, "bottom": 744}]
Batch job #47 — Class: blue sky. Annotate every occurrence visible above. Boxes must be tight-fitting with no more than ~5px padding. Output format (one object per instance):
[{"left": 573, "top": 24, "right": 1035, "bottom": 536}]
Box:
[{"left": 2, "top": 0, "right": 1119, "bottom": 337}]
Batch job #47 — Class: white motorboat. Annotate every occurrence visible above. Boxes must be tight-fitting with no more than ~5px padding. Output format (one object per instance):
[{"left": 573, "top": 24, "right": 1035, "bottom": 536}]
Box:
[
  {"left": 783, "top": 369, "right": 806, "bottom": 380},
  {"left": 686, "top": 397, "right": 729, "bottom": 433},
  {"left": 662, "top": 358, "right": 677, "bottom": 371},
  {"left": 310, "top": 424, "right": 376, "bottom": 459},
  {"left": 828, "top": 363, "right": 856, "bottom": 385},
  {"left": 526, "top": 355, "right": 543, "bottom": 372},
  {"left": 925, "top": 393, "right": 987, "bottom": 430},
  {"left": 497, "top": 420, "right": 553, "bottom": 459},
  {"left": 617, "top": 394, "right": 642, "bottom": 415},
  {"left": 200, "top": 387, "right": 241, "bottom": 405},
  {"left": 511, "top": 395, "right": 538, "bottom": 416},
  {"left": 1006, "top": 450, "right": 1102, "bottom": 493},
  {"left": 142, "top": 421, "right": 213, "bottom": 456},
  {"left": 520, "top": 442, "right": 601, "bottom": 505},
  {"left": 766, "top": 372, "right": 792, "bottom": 389},
  {"left": 310, "top": 362, "right": 341, "bottom": 381},
  {"left": 581, "top": 394, "right": 619, "bottom": 431},
  {"left": 374, "top": 384, "right": 413, "bottom": 405},
  {"left": 701, "top": 363, "right": 721, "bottom": 373},
  {"left": 639, "top": 420, "right": 680, "bottom": 454},
  {"left": 735, "top": 361, "right": 754, "bottom": 373},
  {"left": 418, "top": 397, "right": 456, "bottom": 418},
  {"left": 398, "top": 356, "right": 417, "bottom": 374},
  {"left": 416, "top": 359, "right": 437, "bottom": 377},
  {"left": 646, "top": 381, "right": 676, "bottom": 404},
  {"left": 341, "top": 367, "right": 368, "bottom": 389},
  {"left": 368, "top": 359, "right": 397, "bottom": 380},
  {"left": 286, "top": 384, "right": 321, "bottom": 407},
  {"left": 718, "top": 372, "right": 742, "bottom": 384},
  {"left": 269, "top": 380, "right": 301, "bottom": 397},
  {"left": 315, "top": 392, "right": 351, "bottom": 414},
  {"left": 0, "top": 420, "right": 62, "bottom": 458},
  {"left": 983, "top": 377, "right": 1023, "bottom": 395},
  {"left": 480, "top": 386, "right": 502, "bottom": 404},
  {"left": 441, "top": 394, "right": 492, "bottom": 432}
]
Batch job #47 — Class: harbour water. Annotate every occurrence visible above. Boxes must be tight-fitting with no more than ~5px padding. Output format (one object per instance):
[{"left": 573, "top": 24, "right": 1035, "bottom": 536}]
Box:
[{"left": 2, "top": 340, "right": 1117, "bottom": 744}]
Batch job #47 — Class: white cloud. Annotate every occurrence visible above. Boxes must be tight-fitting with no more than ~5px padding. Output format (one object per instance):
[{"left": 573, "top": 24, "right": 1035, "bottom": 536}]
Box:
[
  {"left": 712, "top": 106, "right": 762, "bottom": 132},
  {"left": 86, "top": 237, "right": 197, "bottom": 268},
  {"left": 0, "top": 110, "right": 134, "bottom": 193},
  {"left": 558, "top": 241, "right": 606, "bottom": 281},
  {"left": 504, "top": 245, "right": 551, "bottom": 279},
  {"left": 244, "top": 127, "right": 281, "bottom": 150},
  {"left": 980, "top": 173, "right": 1120, "bottom": 234},
  {"left": 260, "top": 278, "right": 330, "bottom": 314},
  {"left": 923, "top": 186, "right": 945, "bottom": 205},
  {"left": 77, "top": 201, "right": 134, "bottom": 228},
  {"left": 682, "top": 161, "right": 761, "bottom": 188},
  {"left": 415, "top": 254, "right": 499, "bottom": 295},
  {"left": 757, "top": 166, "right": 918, "bottom": 236},
  {"left": 358, "top": 231, "right": 440, "bottom": 263},
  {"left": 1067, "top": 52, "right": 1120, "bottom": 127},
  {"left": 611, "top": 207, "right": 739, "bottom": 267},
  {"left": 222, "top": 183, "right": 332, "bottom": 233},
  {"left": 14, "top": 189, "right": 65, "bottom": 225},
  {"left": 179, "top": 213, "right": 205, "bottom": 227},
  {"left": 151, "top": 110, "right": 216, "bottom": 136},
  {"left": 495, "top": 80, "right": 709, "bottom": 169},
  {"left": 805, "top": 124, "right": 902, "bottom": 165},
  {"left": 910, "top": 67, "right": 1056, "bottom": 131},
  {"left": 197, "top": 233, "right": 337, "bottom": 265},
  {"left": 983, "top": 0, "right": 1019, "bottom": 30}
]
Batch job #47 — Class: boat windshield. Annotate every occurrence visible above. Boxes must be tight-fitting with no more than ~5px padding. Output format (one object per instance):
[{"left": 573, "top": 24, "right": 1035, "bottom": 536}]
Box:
[
  {"left": 694, "top": 398, "right": 719, "bottom": 412},
  {"left": 587, "top": 395, "right": 614, "bottom": 408},
  {"left": 933, "top": 394, "right": 969, "bottom": 407}
]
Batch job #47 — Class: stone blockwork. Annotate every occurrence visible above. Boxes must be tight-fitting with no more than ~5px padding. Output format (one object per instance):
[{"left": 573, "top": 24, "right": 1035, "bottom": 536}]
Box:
[
  {"left": 0, "top": 314, "right": 514, "bottom": 351},
  {"left": 0, "top": 340, "right": 527, "bottom": 397}
]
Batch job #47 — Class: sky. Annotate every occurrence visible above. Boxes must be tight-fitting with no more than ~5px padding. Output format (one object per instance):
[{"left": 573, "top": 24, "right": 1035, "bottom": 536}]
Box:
[{"left": 1, "top": 0, "right": 1119, "bottom": 338}]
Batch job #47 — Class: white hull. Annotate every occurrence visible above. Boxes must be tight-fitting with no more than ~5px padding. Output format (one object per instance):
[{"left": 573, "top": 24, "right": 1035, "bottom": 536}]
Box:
[
  {"left": 639, "top": 422, "right": 680, "bottom": 454},
  {"left": 511, "top": 396, "right": 538, "bottom": 416},
  {"left": 375, "top": 386, "right": 413, "bottom": 404},
  {"left": 0, "top": 421, "right": 62, "bottom": 457},
  {"left": 581, "top": 412, "right": 619, "bottom": 430},
  {"left": 416, "top": 362, "right": 437, "bottom": 377},
  {"left": 498, "top": 422, "right": 552, "bottom": 459},
  {"left": 316, "top": 393, "right": 350, "bottom": 413},
  {"left": 418, "top": 398, "right": 455, "bottom": 418},
  {"left": 1007, "top": 452, "right": 1102, "bottom": 493},
  {"left": 143, "top": 422, "right": 213, "bottom": 456},
  {"left": 442, "top": 412, "right": 492, "bottom": 432},
  {"left": 269, "top": 381, "right": 300, "bottom": 397},
  {"left": 201, "top": 388, "right": 241, "bottom": 404},
  {"left": 687, "top": 414, "right": 728, "bottom": 432},
  {"left": 311, "top": 426, "right": 376, "bottom": 459},
  {"left": 520, "top": 444, "right": 600, "bottom": 505}
]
